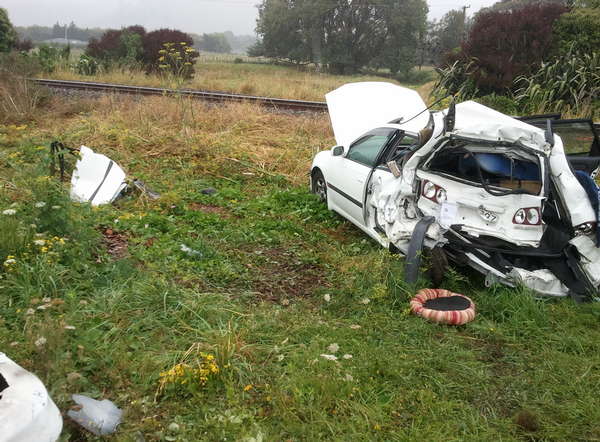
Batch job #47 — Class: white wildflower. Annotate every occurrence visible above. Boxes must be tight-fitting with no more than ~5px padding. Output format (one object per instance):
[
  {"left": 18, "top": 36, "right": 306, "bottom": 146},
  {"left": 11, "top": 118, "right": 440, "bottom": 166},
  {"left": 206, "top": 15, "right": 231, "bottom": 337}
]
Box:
[
  {"left": 35, "top": 337, "right": 47, "bottom": 348},
  {"left": 35, "top": 202, "right": 46, "bottom": 208},
  {"left": 26, "top": 308, "right": 35, "bottom": 315},
  {"left": 320, "top": 354, "right": 338, "bottom": 361},
  {"left": 350, "top": 324, "right": 361, "bottom": 329},
  {"left": 10, "top": 342, "right": 18, "bottom": 347},
  {"left": 4, "top": 259, "right": 15, "bottom": 265},
  {"left": 42, "top": 297, "right": 51, "bottom": 303},
  {"left": 324, "top": 294, "right": 331, "bottom": 302},
  {"left": 51, "top": 206, "right": 61, "bottom": 210},
  {"left": 327, "top": 343, "right": 339, "bottom": 353},
  {"left": 343, "top": 354, "right": 353, "bottom": 360},
  {"left": 360, "top": 298, "right": 371, "bottom": 305},
  {"left": 65, "top": 325, "right": 76, "bottom": 330},
  {"left": 34, "top": 240, "right": 45, "bottom": 246},
  {"left": 37, "top": 305, "right": 46, "bottom": 310},
  {"left": 10, "top": 202, "right": 18, "bottom": 208},
  {"left": 2, "top": 209, "right": 16, "bottom": 215},
  {"left": 345, "top": 374, "right": 354, "bottom": 381}
]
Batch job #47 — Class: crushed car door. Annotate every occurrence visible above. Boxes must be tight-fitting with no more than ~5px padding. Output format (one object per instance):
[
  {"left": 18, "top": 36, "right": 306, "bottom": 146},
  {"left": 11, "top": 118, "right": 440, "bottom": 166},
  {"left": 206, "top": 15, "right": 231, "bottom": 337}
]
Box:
[
  {"left": 363, "top": 133, "right": 422, "bottom": 242},
  {"left": 327, "top": 128, "right": 397, "bottom": 228}
]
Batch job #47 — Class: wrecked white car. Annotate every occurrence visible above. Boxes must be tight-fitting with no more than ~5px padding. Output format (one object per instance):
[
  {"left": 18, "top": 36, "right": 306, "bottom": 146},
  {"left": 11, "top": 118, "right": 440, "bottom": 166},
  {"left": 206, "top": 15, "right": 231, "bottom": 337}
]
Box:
[{"left": 310, "top": 82, "right": 600, "bottom": 303}]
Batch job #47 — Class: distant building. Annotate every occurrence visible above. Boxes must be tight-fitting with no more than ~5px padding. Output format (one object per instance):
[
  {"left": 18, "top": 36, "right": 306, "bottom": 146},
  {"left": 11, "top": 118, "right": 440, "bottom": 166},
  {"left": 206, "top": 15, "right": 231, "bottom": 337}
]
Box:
[{"left": 42, "top": 38, "right": 87, "bottom": 46}]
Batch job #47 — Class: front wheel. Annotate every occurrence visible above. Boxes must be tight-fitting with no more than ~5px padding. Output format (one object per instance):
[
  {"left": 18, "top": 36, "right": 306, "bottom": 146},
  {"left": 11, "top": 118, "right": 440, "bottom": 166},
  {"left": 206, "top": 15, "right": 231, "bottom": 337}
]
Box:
[{"left": 312, "top": 170, "right": 327, "bottom": 204}]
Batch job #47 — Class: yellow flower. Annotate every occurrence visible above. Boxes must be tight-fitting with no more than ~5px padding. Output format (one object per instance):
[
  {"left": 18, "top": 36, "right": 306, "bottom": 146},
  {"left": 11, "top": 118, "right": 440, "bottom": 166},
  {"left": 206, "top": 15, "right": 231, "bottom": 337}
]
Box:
[{"left": 244, "top": 384, "right": 252, "bottom": 391}]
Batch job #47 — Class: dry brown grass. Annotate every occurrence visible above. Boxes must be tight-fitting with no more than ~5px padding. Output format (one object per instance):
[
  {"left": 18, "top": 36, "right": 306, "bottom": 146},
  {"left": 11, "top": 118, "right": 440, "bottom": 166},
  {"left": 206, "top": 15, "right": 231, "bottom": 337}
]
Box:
[
  {"left": 39, "top": 92, "right": 334, "bottom": 184},
  {"left": 46, "top": 62, "right": 415, "bottom": 102}
]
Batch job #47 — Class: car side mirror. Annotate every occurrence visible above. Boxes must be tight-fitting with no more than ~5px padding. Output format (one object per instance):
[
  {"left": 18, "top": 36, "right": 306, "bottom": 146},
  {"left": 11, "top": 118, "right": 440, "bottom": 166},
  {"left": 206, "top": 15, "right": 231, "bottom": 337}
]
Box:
[{"left": 332, "top": 145, "right": 344, "bottom": 156}]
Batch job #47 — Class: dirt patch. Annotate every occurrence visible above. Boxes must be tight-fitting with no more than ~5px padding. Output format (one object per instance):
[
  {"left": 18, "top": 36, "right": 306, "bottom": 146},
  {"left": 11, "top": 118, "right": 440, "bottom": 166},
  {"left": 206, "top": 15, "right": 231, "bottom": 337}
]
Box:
[
  {"left": 235, "top": 246, "right": 329, "bottom": 303},
  {"left": 325, "top": 222, "right": 364, "bottom": 243},
  {"left": 189, "top": 203, "right": 227, "bottom": 216},
  {"left": 98, "top": 227, "right": 129, "bottom": 260}
]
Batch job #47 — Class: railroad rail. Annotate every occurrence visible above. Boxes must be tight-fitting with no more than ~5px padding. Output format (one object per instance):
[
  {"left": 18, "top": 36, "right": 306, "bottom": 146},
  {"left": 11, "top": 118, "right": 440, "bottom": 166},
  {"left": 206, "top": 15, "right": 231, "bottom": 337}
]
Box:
[
  {"left": 30, "top": 78, "right": 600, "bottom": 131},
  {"left": 31, "top": 78, "right": 329, "bottom": 113}
]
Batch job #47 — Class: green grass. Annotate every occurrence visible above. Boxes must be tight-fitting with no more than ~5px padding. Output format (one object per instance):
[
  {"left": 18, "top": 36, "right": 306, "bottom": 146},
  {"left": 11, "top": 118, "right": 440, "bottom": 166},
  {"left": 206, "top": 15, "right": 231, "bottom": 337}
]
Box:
[{"left": 2, "top": 104, "right": 600, "bottom": 442}]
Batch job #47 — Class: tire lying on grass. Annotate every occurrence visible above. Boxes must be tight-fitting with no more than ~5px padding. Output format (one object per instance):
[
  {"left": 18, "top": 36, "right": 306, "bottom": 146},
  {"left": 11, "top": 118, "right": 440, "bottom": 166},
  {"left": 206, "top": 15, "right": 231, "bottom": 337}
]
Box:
[{"left": 410, "top": 288, "right": 476, "bottom": 325}]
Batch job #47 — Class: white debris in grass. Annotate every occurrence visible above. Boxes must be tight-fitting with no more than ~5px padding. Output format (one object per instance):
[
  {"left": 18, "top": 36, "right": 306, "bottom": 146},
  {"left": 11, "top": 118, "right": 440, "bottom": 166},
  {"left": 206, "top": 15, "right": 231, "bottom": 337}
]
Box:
[{"left": 327, "top": 343, "right": 339, "bottom": 353}]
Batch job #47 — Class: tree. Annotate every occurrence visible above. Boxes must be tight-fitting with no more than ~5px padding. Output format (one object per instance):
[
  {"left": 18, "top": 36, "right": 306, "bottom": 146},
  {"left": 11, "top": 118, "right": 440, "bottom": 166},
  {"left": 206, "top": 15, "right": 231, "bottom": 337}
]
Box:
[
  {"left": 142, "top": 28, "right": 199, "bottom": 76},
  {"left": 251, "top": 0, "right": 428, "bottom": 75},
  {"left": 423, "top": 9, "right": 472, "bottom": 65},
  {"left": 0, "top": 7, "right": 18, "bottom": 53},
  {"left": 196, "top": 33, "right": 232, "bottom": 53},
  {"left": 554, "top": 0, "right": 600, "bottom": 55},
  {"left": 86, "top": 26, "right": 199, "bottom": 76},
  {"left": 437, "top": 3, "right": 566, "bottom": 97}
]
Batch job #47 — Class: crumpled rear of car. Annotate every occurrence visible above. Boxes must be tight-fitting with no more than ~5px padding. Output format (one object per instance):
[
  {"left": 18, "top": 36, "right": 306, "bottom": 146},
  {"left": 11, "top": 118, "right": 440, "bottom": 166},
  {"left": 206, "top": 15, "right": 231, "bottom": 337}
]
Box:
[{"left": 318, "top": 83, "right": 600, "bottom": 303}]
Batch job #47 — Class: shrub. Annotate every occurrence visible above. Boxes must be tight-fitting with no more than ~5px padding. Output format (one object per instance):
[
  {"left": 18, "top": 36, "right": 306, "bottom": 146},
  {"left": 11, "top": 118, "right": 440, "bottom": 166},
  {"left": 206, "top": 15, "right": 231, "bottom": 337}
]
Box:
[
  {"left": 515, "top": 52, "right": 600, "bottom": 118},
  {"left": 434, "top": 3, "right": 567, "bottom": 99},
  {"left": 143, "top": 28, "right": 199, "bottom": 77}
]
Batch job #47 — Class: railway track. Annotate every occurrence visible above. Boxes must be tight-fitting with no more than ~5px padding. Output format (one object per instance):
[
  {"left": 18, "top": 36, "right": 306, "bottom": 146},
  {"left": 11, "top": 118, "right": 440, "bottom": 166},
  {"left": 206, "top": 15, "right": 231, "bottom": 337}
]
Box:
[
  {"left": 30, "top": 78, "right": 600, "bottom": 132},
  {"left": 31, "top": 78, "right": 329, "bottom": 113}
]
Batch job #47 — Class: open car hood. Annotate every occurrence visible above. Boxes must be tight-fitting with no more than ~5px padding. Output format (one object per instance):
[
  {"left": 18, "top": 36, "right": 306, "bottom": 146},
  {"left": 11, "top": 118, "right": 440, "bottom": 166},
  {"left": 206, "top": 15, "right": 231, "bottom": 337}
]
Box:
[{"left": 325, "top": 82, "right": 429, "bottom": 148}]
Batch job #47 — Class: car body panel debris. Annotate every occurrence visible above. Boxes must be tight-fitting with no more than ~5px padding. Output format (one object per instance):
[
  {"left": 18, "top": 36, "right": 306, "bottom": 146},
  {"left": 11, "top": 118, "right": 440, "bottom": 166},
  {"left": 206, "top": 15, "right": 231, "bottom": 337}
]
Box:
[
  {"left": 0, "top": 352, "right": 63, "bottom": 442},
  {"left": 70, "top": 145, "right": 127, "bottom": 206},
  {"left": 311, "top": 82, "right": 600, "bottom": 302},
  {"left": 67, "top": 394, "right": 123, "bottom": 436}
]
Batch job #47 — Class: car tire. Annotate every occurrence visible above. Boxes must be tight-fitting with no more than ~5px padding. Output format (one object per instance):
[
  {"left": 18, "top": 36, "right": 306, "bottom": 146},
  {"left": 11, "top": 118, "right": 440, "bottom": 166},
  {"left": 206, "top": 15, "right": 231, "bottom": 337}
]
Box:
[
  {"left": 428, "top": 246, "right": 448, "bottom": 286},
  {"left": 312, "top": 169, "right": 327, "bottom": 204}
]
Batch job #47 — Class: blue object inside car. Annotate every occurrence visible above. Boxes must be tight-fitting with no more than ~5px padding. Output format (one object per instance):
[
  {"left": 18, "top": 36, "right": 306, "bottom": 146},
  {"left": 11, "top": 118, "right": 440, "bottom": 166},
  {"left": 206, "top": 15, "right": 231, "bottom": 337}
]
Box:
[{"left": 458, "top": 153, "right": 539, "bottom": 181}]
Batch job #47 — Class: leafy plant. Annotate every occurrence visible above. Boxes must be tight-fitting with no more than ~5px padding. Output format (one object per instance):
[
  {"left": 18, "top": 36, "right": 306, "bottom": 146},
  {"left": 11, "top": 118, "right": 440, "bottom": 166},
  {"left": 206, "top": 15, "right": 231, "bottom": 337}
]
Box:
[{"left": 515, "top": 52, "right": 600, "bottom": 117}]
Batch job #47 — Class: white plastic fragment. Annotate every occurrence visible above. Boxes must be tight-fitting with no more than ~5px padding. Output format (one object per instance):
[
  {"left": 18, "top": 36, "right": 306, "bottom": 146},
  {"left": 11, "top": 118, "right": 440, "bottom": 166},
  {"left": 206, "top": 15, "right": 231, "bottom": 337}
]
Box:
[
  {"left": 0, "top": 352, "right": 63, "bottom": 442},
  {"left": 67, "top": 394, "right": 123, "bottom": 436},
  {"left": 70, "top": 145, "right": 126, "bottom": 206}
]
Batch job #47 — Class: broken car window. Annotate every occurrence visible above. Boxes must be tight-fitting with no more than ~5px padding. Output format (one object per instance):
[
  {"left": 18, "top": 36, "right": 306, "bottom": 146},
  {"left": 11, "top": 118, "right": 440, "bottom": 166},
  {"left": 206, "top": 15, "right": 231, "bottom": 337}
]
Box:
[{"left": 427, "top": 147, "right": 542, "bottom": 195}]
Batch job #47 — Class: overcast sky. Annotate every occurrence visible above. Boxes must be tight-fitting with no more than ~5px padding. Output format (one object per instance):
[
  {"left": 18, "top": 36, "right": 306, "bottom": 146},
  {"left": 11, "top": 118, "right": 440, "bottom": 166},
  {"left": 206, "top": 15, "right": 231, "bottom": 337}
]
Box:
[{"left": 3, "top": 0, "right": 499, "bottom": 36}]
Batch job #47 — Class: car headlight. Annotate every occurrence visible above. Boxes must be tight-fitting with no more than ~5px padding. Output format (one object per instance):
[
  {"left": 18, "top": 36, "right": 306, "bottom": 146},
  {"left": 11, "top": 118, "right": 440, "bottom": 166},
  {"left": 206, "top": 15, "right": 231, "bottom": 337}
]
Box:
[
  {"left": 423, "top": 181, "right": 436, "bottom": 199},
  {"left": 526, "top": 208, "right": 540, "bottom": 225},
  {"left": 422, "top": 181, "right": 448, "bottom": 204},
  {"left": 513, "top": 207, "right": 541, "bottom": 225},
  {"left": 436, "top": 188, "right": 447, "bottom": 204},
  {"left": 514, "top": 209, "right": 526, "bottom": 224}
]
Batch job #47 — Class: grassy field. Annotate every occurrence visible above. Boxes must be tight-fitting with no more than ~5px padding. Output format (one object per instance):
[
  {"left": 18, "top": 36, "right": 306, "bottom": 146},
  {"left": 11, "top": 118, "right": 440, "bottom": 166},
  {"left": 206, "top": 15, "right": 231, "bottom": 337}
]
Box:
[
  {"left": 43, "top": 58, "right": 438, "bottom": 103},
  {"left": 1, "top": 63, "right": 600, "bottom": 441}
]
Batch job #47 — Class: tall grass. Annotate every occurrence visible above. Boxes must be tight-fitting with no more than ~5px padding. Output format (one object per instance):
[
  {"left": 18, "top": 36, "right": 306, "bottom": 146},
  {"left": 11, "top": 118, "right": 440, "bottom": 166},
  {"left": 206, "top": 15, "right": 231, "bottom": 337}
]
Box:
[
  {"left": 1, "top": 62, "right": 600, "bottom": 442},
  {"left": 44, "top": 58, "right": 434, "bottom": 102}
]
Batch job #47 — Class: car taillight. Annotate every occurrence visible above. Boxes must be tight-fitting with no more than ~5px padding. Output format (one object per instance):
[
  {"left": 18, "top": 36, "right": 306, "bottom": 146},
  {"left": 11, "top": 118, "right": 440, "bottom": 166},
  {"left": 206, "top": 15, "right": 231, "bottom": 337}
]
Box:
[
  {"left": 574, "top": 222, "right": 597, "bottom": 236},
  {"left": 422, "top": 180, "right": 447, "bottom": 204},
  {"left": 512, "top": 207, "right": 541, "bottom": 226}
]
